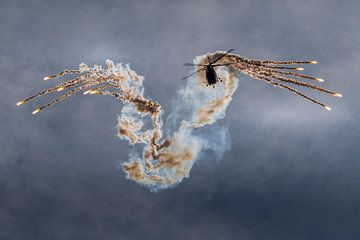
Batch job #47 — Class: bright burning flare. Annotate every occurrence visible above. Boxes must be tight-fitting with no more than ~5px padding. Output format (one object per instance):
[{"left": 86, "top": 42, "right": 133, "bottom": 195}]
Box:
[
  {"left": 16, "top": 101, "right": 24, "bottom": 106},
  {"left": 32, "top": 109, "right": 41, "bottom": 115}
]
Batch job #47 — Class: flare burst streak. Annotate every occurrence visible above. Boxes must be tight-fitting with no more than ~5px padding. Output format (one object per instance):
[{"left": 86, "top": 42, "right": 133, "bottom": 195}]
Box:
[{"left": 17, "top": 51, "right": 342, "bottom": 191}]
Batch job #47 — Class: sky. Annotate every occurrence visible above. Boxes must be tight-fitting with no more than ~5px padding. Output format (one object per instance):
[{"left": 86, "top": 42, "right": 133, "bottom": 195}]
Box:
[{"left": 1, "top": 0, "right": 360, "bottom": 239}]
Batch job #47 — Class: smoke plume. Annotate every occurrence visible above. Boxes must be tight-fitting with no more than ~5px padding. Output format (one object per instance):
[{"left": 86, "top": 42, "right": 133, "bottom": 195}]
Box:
[{"left": 118, "top": 53, "right": 239, "bottom": 191}]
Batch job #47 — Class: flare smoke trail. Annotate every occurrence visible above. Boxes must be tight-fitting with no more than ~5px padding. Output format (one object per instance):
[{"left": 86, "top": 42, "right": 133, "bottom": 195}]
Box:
[{"left": 17, "top": 50, "right": 342, "bottom": 191}]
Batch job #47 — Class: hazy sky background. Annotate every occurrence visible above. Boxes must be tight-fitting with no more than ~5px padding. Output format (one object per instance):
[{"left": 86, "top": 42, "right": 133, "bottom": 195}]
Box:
[{"left": 1, "top": 0, "right": 360, "bottom": 239}]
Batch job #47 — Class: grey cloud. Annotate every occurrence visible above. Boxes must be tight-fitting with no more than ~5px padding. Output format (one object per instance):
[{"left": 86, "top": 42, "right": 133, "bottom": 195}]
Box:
[{"left": 1, "top": 0, "right": 360, "bottom": 239}]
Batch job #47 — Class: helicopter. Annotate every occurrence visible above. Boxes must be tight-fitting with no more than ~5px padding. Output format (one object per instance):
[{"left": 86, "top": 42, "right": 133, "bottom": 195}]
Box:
[{"left": 182, "top": 49, "right": 235, "bottom": 88}]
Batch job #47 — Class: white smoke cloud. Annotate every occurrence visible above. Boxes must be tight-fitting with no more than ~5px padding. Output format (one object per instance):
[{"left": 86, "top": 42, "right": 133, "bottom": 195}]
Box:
[{"left": 117, "top": 53, "right": 239, "bottom": 191}]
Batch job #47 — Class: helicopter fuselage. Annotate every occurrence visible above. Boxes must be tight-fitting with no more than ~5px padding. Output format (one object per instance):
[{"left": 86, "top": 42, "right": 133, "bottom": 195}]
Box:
[{"left": 205, "top": 65, "right": 217, "bottom": 86}]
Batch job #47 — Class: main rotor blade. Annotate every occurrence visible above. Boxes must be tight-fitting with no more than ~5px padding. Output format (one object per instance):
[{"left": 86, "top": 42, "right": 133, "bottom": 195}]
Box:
[
  {"left": 212, "top": 63, "right": 235, "bottom": 67},
  {"left": 210, "top": 49, "right": 235, "bottom": 64},
  {"left": 181, "top": 67, "right": 206, "bottom": 80},
  {"left": 183, "top": 63, "right": 206, "bottom": 67}
]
